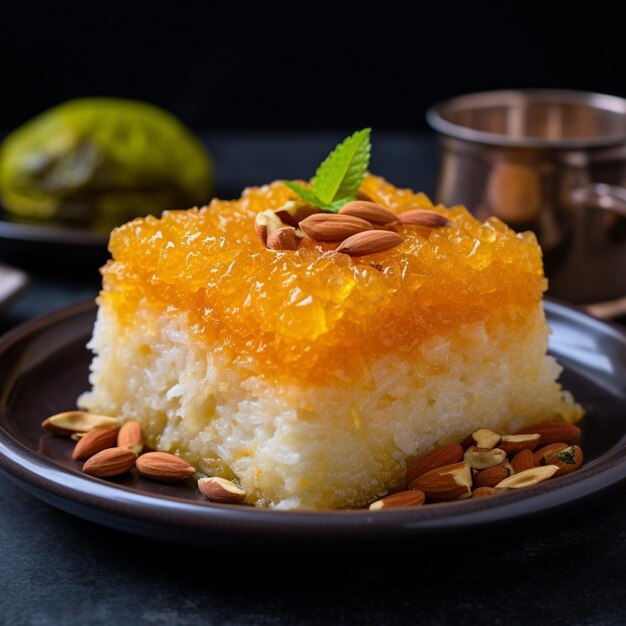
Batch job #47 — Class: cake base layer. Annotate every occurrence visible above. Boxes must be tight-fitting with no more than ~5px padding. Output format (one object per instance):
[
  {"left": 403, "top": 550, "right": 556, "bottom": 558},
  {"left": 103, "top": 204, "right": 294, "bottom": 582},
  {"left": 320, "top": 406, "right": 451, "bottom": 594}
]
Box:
[{"left": 79, "top": 299, "right": 581, "bottom": 510}]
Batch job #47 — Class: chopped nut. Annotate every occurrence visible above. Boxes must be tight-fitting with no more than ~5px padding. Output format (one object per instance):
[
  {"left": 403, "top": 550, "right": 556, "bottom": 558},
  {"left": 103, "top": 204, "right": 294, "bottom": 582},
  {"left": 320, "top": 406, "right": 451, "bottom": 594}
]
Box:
[
  {"left": 495, "top": 465, "right": 559, "bottom": 489},
  {"left": 464, "top": 446, "right": 507, "bottom": 470},
  {"left": 369, "top": 490, "right": 426, "bottom": 510}
]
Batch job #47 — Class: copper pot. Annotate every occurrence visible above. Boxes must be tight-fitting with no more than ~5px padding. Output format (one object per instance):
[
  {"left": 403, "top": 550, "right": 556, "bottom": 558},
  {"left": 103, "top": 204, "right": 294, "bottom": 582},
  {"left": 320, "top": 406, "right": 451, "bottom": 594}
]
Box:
[{"left": 427, "top": 89, "right": 626, "bottom": 313}]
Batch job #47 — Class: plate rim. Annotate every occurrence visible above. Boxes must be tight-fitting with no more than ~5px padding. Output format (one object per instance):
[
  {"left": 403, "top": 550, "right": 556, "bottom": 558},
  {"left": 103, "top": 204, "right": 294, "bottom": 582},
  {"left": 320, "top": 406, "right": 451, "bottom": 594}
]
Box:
[{"left": 1, "top": 298, "right": 626, "bottom": 540}]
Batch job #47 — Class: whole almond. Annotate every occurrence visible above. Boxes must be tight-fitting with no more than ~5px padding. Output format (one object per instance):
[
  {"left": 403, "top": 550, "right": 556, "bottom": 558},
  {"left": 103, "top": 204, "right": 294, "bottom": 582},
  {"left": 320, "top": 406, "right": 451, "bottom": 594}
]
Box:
[
  {"left": 409, "top": 461, "right": 473, "bottom": 501},
  {"left": 472, "top": 486, "right": 500, "bottom": 498},
  {"left": 339, "top": 201, "right": 397, "bottom": 225},
  {"left": 533, "top": 442, "right": 568, "bottom": 466},
  {"left": 335, "top": 230, "right": 404, "bottom": 257},
  {"left": 136, "top": 451, "right": 196, "bottom": 482},
  {"left": 475, "top": 465, "right": 509, "bottom": 488},
  {"left": 495, "top": 465, "right": 559, "bottom": 489},
  {"left": 356, "top": 190, "right": 374, "bottom": 202},
  {"left": 547, "top": 445, "right": 583, "bottom": 476},
  {"left": 198, "top": 477, "right": 246, "bottom": 503},
  {"left": 511, "top": 448, "right": 535, "bottom": 473},
  {"left": 299, "top": 213, "right": 373, "bottom": 242},
  {"left": 82, "top": 447, "right": 137, "bottom": 477},
  {"left": 369, "top": 490, "right": 426, "bottom": 511},
  {"left": 405, "top": 443, "right": 464, "bottom": 485},
  {"left": 515, "top": 422, "right": 581, "bottom": 446},
  {"left": 42, "top": 411, "right": 119, "bottom": 436},
  {"left": 72, "top": 427, "right": 119, "bottom": 461},
  {"left": 499, "top": 434, "right": 541, "bottom": 456},
  {"left": 267, "top": 226, "right": 301, "bottom": 251},
  {"left": 117, "top": 421, "right": 143, "bottom": 455},
  {"left": 398, "top": 209, "right": 449, "bottom": 227}
]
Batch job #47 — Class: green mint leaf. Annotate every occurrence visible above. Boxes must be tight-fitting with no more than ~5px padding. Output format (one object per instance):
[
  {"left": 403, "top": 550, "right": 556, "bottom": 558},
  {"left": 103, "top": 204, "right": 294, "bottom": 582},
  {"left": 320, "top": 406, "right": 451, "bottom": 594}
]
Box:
[
  {"left": 312, "top": 128, "right": 371, "bottom": 205},
  {"left": 556, "top": 447, "right": 576, "bottom": 464},
  {"left": 282, "top": 180, "right": 327, "bottom": 208},
  {"left": 328, "top": 197, "right": 352, "bottom": 213}
]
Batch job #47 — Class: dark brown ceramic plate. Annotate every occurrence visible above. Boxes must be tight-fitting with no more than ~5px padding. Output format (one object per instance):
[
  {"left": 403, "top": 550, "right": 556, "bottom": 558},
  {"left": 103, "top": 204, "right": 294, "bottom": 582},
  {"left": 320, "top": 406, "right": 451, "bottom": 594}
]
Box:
[{"left": 0, "top": 299, "right": 625, "bottom": 546}]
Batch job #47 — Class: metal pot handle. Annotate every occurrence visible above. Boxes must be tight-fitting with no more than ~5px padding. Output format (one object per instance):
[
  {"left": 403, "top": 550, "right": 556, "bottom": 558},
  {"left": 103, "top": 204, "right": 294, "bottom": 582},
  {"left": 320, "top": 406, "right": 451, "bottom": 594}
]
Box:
[
  {"left": 568, "top": 183, "right": 626, "bottom": 319},
  {"left": 569, "top": 183, "right": 626, "bottom": 217}
]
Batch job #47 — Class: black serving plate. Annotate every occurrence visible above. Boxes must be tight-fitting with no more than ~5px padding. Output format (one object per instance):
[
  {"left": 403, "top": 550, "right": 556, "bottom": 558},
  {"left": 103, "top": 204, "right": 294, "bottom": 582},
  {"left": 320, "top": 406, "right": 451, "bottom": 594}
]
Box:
[{"left": 0, "top": 299, "right": 625, "bottom": 546}]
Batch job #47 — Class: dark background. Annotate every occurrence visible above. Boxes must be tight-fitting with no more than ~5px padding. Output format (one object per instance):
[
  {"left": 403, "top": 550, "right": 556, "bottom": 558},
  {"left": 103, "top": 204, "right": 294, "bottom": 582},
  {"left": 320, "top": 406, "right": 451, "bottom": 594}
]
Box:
[{"left": 2, "top": 2, "right": 625, "bottom": 130}]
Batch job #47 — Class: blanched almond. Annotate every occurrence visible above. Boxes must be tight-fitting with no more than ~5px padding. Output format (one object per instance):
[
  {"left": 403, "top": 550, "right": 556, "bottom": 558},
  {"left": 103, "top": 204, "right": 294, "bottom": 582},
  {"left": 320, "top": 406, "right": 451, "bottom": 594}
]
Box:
[
  {"left": 495, "top": 465, "right": 559, "bottom": 489},
  {"left": 464, "top": 446, "right": 507, "bottom": 470},
  {"left": 42, "top": 411, "right": 119, "bottom": 436}
]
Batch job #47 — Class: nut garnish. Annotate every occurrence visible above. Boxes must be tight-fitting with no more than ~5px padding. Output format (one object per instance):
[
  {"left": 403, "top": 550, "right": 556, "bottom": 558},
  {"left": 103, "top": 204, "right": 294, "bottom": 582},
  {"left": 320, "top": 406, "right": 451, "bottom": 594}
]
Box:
[
  {"left": 404, "top": 443, "right": 464, "bottom": 485},
  {"left": 42, "top": 411, "right": 119, "bottom": 436},
  {"left": 298, "top": 213, "right": 373, "bottom": 242},
  {"left": 495, "top": 465, "right": 559, "bottom": 489},
  {"left": 515, "top": 422, "right": 581, "bottom": 446},
  {"left": 267, "top": 226, "right": 301, "bottom": 251},
  {"left": 475, "top": 465, "right": 509, "bottom": 488},
  {"left": 117, "top": 421, "right": 144, "bottom": 455},
  {"left": 398, "top": 209, "right": 450, "bottom": 227},
  {"left": 470, "top": 428, "right": 502, "bottom": 450},
  {"left": 511, "top": 448, "right": 535, "bottom": 473},
  {"left": 472, "top": 486, "right": 500, "bottom": 498},
  {"left": 533, "top": 442, "right": 568, "bottom": 466},
  {"left": 338, "top": 201, "right": 397, "bottom": 225},
  {"left": 82, "top": 447, "right": 137, "bottom": 478},
  {"left": 410, "top": 461, "right": 473, "bottom": 501},
  {"left": 463, "top": 446, "right": 507, "bottom": 470},
  {"left": 369, "top": 489, "right": 426, "bottom": 511},
  {"left": 72, "top": 426, "right": 119, "bottom": 461},
  {"left": 135, "top": 451, "right": 196, "bottom": 482},
  {"left": 499, "top": 434, "right": 541, "bottom": 455},
  {"left": 547, "top": 445, "right": 583, "bottom": 476},
  {"left": 198, "top": 477, "right": 246, "bottom": 504},
  {"left": 255, "top": 209, "right": 284, "bottom": 245},
  {"left": 335, "top": 230, "right": 404, "bottom": 257},
  {"left": 273, "top": 201, "right": 319, "bottom": 227}
]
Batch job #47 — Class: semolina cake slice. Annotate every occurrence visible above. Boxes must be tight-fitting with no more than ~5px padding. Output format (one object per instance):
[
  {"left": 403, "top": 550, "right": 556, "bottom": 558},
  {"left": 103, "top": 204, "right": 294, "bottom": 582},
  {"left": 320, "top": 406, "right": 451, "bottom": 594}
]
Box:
[{"left": 79, "top": 174, "right": 581, "bottom": 510}]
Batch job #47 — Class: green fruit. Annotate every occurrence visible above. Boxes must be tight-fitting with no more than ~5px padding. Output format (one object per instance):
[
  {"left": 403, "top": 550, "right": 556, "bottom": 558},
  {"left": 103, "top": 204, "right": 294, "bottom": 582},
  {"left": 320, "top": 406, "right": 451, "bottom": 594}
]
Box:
[{"left": 0, "top": 98, "right": 213, "bottom": 231}]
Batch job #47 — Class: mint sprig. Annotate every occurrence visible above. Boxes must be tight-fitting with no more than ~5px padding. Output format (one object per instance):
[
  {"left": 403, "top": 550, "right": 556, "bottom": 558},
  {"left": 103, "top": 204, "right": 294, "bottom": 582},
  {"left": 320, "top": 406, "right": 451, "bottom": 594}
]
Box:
[{"left": 283, "top": 128, "right": 371, "bottom": 213}]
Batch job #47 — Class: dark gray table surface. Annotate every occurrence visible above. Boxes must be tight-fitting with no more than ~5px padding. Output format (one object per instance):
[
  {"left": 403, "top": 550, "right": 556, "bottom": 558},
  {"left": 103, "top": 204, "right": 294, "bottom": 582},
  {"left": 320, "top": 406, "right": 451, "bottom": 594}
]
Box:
[{"left": 2, "top": 132, "right": 626, "bottom": 626}]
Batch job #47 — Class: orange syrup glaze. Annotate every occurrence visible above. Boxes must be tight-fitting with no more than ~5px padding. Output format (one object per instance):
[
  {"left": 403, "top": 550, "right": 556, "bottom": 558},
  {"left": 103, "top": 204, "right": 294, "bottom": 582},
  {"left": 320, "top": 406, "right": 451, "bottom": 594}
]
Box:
[{"left": 102, "top": 175, "right": 546, "bottom": 384}]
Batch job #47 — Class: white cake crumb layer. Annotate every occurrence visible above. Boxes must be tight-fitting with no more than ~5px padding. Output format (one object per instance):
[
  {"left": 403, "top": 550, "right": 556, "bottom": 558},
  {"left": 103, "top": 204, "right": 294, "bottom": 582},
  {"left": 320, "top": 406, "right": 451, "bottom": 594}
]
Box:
[{"left": 79, "top": 300, "right": 581, "bottom": 510}]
